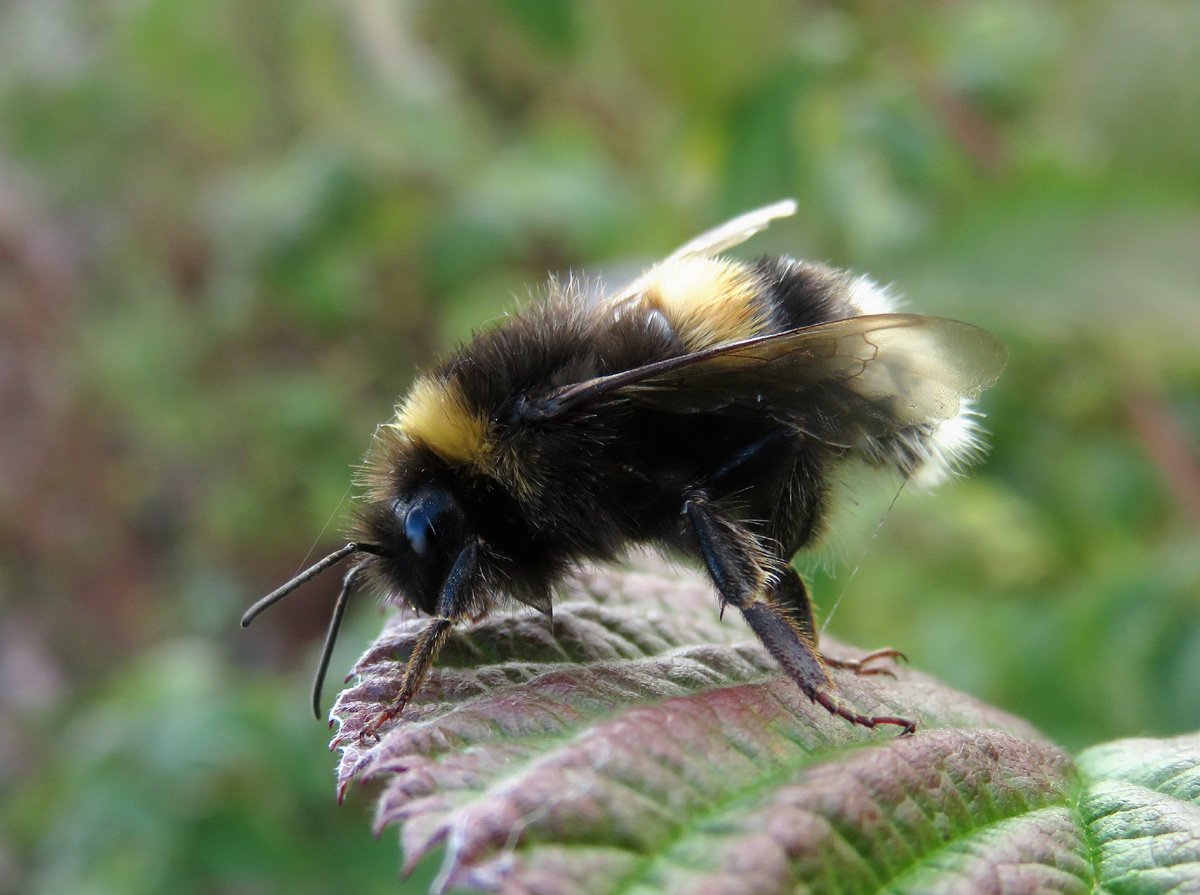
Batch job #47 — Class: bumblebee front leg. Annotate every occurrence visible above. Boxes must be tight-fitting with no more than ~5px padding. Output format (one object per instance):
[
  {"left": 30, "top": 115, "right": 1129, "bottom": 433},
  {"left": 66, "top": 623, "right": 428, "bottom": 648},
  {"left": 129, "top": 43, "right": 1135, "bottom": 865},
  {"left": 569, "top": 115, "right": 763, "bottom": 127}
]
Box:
[
  {"left": 357, "top": 539, "right": 481, "bottom": 741},
  {"left": 684, "top": 496, "right": 915, "bottom": 735}
]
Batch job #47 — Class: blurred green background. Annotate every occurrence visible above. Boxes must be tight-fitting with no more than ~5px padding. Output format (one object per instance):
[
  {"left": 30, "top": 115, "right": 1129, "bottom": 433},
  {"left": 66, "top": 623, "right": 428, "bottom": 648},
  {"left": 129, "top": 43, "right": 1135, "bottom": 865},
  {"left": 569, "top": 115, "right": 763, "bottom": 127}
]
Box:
[{"left": 1, "top": 1, "right": 1198, "bottom": 892}]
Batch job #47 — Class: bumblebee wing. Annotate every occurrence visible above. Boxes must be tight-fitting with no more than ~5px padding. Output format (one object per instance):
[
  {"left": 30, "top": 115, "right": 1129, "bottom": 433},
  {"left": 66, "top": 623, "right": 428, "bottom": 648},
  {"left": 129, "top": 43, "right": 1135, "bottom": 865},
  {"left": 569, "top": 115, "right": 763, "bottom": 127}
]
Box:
[
  {"left": 623, "top": 314, "right": 1006, "bottom": 446},
  {"left": 527, "top": 314, "right": 1006, "bottom": 447},
  {"left": 664, "top": 199, "right": 798, "bottom": 261}
]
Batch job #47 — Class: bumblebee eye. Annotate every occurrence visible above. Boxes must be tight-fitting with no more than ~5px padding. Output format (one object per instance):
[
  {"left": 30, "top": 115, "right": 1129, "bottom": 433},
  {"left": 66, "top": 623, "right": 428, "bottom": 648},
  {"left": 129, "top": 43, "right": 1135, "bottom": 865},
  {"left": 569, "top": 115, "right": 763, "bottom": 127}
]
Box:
[
  {"left": 399, "top": 485, "right": 462, "bottom": 561},
  {"left": 405, "top": 503, "right": 436, "bottom": 557}
]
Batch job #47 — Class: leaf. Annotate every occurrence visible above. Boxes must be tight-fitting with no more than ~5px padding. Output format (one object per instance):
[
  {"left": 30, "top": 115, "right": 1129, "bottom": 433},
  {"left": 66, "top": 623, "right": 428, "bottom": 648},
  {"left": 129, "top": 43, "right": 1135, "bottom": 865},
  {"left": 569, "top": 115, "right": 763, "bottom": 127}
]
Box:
[
  {"left": 1076, "top": 734, "right": 1200, "bottom": 894},
  {"left": 330, "top": 561, "right": 1200, "bottom": 894}
]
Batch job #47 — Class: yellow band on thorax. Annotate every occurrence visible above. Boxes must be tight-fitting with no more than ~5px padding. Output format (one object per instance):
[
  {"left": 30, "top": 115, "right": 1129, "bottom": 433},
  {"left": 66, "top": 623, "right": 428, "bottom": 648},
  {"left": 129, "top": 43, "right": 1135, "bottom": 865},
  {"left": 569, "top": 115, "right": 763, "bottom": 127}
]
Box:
[{"left": 389, "top": 377, "right": 493, "bottom": 468}]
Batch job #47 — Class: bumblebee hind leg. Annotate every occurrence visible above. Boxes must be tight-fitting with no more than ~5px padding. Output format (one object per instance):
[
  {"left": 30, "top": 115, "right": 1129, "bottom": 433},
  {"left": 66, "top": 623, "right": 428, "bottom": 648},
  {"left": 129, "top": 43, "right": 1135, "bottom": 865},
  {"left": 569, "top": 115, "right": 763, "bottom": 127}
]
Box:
[
  {"left": 684, "top": 496, "right": 914, "bottom": 735},
  {"left": 772, "top": 566, "right": 906, "bottom": 678}
]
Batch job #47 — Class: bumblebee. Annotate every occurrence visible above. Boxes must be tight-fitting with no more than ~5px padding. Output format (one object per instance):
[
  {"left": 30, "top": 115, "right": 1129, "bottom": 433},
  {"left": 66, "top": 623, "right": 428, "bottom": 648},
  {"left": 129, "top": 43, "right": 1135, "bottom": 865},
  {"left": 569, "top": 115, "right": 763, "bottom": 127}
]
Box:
[{"left": 243, "top": 200, "right": 1006, "bottom": 738}]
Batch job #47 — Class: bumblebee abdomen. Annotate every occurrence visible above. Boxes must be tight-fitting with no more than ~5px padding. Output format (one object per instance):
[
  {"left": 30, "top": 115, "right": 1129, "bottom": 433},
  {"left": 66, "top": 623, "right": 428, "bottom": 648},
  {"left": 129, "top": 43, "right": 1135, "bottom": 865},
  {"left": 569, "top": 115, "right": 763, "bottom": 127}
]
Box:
[
  {"left": 617, "top": 254, "right": 902, "bottom": 357},
  {"left": 749, "top": 256, "right": 900, "bottom": 331}
]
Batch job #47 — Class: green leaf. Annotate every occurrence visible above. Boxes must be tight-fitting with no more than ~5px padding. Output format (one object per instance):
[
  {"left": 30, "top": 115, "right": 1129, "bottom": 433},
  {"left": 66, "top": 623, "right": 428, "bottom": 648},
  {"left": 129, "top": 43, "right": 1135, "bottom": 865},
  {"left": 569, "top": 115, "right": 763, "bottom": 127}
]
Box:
[
  {"left": 327, "top": 562, "right": 1199, "bottom": 893},
  {"left": 1077, "top": 735, "right": 1200, "bottom": 894}
]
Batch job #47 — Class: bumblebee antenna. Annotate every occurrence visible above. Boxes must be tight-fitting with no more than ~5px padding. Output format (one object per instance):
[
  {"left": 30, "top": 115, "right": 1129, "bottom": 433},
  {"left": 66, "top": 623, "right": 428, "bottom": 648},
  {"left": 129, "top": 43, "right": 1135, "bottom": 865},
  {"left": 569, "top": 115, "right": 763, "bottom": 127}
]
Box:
[
  {"left": 240, "top": 542, "right": 360, "bottom": 628},
  {"left": 312, "top": 565, "right": 361, "bottom": 719}
]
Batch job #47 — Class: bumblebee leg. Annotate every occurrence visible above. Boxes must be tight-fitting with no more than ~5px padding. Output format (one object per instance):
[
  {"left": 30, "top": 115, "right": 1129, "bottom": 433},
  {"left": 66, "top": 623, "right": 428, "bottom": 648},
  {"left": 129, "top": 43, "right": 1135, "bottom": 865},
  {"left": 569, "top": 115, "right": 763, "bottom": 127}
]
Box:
[
  {"left": 769, "top": 564, "right": 818, "bottom": 640},
  {"left": 357, "top": 539, "right": 481, "bottom": 742},
  {"left": 685, "top": 497, "right": 915, "bottom": 735},
  {"left": 356, "top": 617, "right": 454, "bottom": 742},
  {"left": 824, "top": 647, "right": 907, "bottom": 677},
  {"left": 772, "top": 566, "right": 905, "bottom": 678}
]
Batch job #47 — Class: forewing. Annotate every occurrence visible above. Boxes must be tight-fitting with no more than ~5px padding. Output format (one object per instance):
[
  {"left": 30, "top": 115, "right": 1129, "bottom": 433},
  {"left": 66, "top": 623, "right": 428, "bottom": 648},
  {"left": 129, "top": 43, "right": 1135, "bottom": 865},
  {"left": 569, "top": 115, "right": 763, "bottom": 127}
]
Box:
[
  {"left": 528, "top": 315, "right": 1006, "bottom": 449},
  {"left": 629, "top": 314, "right": 1005, "bottom": 445}
]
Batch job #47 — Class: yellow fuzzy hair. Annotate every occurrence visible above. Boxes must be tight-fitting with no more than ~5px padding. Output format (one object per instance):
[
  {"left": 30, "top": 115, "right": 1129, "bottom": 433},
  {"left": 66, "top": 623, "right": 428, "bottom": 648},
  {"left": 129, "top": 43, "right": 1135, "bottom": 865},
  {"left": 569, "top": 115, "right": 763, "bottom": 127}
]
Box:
[
  {"left": 389, "top": 377, "right": 493, "bottom": 468},
  {"left": 639, "top": 257, "right": 769, "bottom": 349}
]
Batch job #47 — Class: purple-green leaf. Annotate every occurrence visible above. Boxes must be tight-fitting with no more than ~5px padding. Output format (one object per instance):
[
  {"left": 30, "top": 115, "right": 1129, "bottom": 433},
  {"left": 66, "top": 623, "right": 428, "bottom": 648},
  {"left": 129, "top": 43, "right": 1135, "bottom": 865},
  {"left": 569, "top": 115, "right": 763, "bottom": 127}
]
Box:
[{"left": 331, "top": 562, "right": 1200, "bottom": 894}]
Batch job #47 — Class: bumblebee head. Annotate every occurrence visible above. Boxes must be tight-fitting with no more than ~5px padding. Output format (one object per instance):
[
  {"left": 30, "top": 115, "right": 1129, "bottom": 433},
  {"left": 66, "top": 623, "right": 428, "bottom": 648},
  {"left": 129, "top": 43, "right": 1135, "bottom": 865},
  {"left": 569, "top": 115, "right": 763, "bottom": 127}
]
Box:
[
  {"left": 357, "top": 482, "right": 469, "bottom": 616},
  {"left": 240, "top": 476, "right": 479, "bottom": 718}
]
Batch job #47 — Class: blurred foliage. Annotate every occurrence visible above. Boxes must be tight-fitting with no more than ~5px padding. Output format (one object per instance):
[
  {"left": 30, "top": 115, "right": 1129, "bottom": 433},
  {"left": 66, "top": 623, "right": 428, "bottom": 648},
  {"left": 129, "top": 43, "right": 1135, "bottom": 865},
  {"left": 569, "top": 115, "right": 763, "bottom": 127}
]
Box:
[{"left": 0, "top": 0, "right": 1197, "bottom": 892}]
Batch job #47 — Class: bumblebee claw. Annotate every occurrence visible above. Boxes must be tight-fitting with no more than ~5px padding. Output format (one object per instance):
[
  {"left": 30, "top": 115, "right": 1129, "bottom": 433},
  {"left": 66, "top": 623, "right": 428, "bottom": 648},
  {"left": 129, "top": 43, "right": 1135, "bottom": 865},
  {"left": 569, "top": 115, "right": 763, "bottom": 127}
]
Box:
[
  {"left": 357, "top": 704, "right": 405, "bottom": 743},
  {"left": 809, "top": 687, "right": 916, "bottom": 735},
  {"left": 825, "top": 646, "right": 907, "bottom": 677}
]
